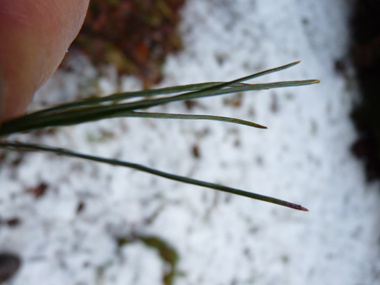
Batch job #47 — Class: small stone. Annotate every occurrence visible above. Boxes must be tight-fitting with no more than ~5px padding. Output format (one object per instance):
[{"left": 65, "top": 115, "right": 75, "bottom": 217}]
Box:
[{"left": 0, "top": 253, "right": 21, "bottom": 283}]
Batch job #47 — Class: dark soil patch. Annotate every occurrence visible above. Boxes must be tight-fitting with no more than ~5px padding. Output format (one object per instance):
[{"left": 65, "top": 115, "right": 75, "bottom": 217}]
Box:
[
  {"left": 350, "top": 0, "right": 380, "bottom": 182},
  {"left": 67, "top": 0, "right": 185, "bottom": 88}
]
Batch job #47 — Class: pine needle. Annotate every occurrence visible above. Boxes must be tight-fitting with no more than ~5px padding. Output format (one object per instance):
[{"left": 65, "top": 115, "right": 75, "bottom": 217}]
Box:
[
  {"left": 0, "top": 61, "right": 318, "bottom": 211},
  {"left": 0, "top": 141, "right": 308, "bottom": 211}
]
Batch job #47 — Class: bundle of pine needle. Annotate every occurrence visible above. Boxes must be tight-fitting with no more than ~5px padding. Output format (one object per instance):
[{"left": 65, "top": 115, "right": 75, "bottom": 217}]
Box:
[{"left": 0, "top": 61, "right": 319, "bottom": 211}]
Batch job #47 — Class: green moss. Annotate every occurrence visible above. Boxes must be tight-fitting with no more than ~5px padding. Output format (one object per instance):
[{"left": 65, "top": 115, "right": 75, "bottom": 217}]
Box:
[{"left": 116, "top": 235, "right": 179, "bottom": 285}]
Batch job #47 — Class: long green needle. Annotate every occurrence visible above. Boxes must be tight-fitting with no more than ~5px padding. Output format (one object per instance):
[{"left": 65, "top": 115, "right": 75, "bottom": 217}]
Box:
[{"left": 0, "top": 141, "right": 308, "bottom": 211}]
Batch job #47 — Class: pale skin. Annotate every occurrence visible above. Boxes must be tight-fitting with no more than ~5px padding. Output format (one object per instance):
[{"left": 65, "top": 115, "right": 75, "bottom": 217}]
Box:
[{"left": 0, "top": 0, "right": 89, "bottom": 123}]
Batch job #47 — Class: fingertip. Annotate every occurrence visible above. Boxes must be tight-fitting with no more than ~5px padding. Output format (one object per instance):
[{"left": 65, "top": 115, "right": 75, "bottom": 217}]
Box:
[{"left": 0, "top": 0, "right": 89, "bottom": 120}]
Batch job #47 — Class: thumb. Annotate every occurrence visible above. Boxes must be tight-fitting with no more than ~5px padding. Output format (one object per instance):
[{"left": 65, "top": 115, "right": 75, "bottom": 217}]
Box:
[{"left": 0, "top": 0, "right": 89, "bottom": 121}]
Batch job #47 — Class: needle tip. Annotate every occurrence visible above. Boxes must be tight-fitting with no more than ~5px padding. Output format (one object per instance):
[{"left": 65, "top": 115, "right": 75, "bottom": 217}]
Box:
[
  {"left": 287, "top": 203, "right": 309, "bottom": 212},
  {"left": 257, "top": 124, "right": 268, "bottom": 129}
]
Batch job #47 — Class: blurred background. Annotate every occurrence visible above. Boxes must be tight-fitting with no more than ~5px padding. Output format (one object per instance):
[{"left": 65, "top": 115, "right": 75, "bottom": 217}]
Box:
[{"left": 1, "top": 0, "right": 380, "bottom": 284}]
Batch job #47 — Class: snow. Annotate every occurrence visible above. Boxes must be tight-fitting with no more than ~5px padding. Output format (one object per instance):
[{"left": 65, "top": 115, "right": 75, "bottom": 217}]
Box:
[{"left": 1, "top": 0, "right": 380, "bottom": 284}]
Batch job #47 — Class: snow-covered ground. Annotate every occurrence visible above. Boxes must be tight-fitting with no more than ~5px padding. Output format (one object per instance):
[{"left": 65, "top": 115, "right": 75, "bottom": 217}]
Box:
[{"left": 1, "top": 0, "right": 380, "bottom": 284}]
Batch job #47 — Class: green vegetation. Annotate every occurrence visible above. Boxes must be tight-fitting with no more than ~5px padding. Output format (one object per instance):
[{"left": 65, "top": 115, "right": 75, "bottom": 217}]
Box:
[
  {"left": 0, "top": 61, "right": 319, "bottom": 210},
  {"left": 117, "top": 235, "right": 179, "bottom": 285}
]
